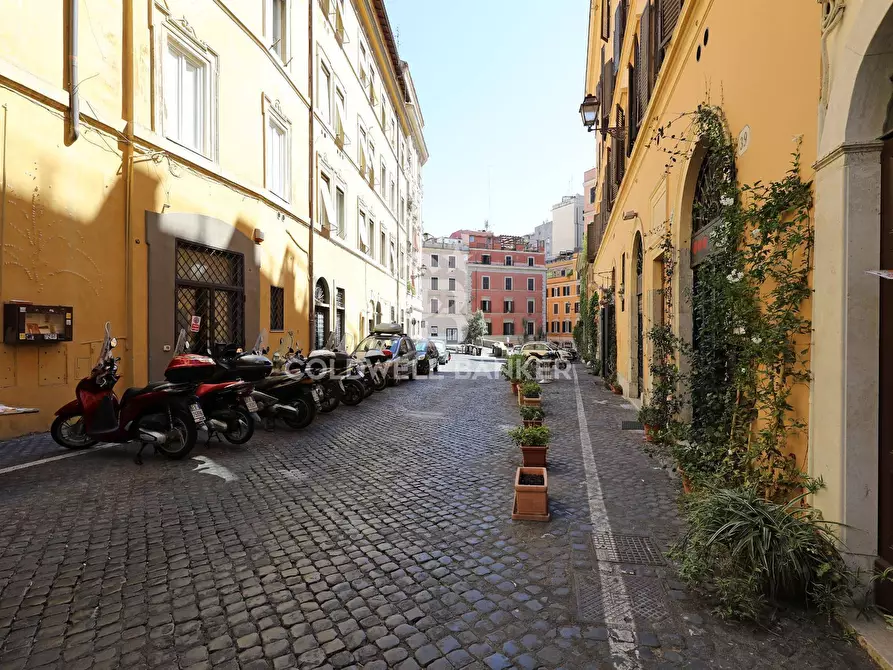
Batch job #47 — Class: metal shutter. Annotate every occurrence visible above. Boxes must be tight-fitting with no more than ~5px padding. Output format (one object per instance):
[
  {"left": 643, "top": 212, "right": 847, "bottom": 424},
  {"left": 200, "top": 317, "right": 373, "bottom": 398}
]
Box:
[
  {"left": 627, "top": 62, "right": 637, "bottom": 157},
  {"left": 660, "top": 0, "right": 682, "bottom": 49}
]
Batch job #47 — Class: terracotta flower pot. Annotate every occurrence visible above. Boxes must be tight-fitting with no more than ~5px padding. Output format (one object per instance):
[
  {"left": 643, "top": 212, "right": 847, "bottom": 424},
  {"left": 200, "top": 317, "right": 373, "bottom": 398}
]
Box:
[
  {"left": 521, "top": 396, "right": 542, "bottom": 407},
  {"left": 522, "top": 419, "right": 543, "bottom": 428},
  {"left": 511, "top": 381, "right": 520, "bottom": 395},
  {"left": 520, "top": 444, "right": 548, "bottom": 468},
  {"left": 644, "top": 424, "right": 656, "bottom": 442},
  {"left": 512, "top": 467, "right": 550, "bottom": 521},
  {"left": 678, "top": 467, "right": 693, "bottom": 494},
  {"left": 612, "top": 385, "right": 623, "bottom": 395}
]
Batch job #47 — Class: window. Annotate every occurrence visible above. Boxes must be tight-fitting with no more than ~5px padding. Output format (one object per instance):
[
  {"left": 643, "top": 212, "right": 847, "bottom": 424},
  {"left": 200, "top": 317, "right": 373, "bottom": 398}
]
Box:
[
  {"left": 482, "top": 254, "right": 491, "bottom": 265},
  {"left": 163, "top": 35, "right": 214, "bottom": 156},
  {"left": 389, "top": 240, "right": 395, "bottom": 274},
  {"left": 319, "top": 63, "right": 332, "bottom": 124},
  {"left": 552, "top": 321, "right": 559, "bottom": 333},
  {"left": 528, "top": 257, "right": 534, "bottom": 267},
  {"left": 335, "top": 187, "right": 346, "bottom": 238},
  {"left": 390, "top": 179, "right": 396, "bottom": 210},
  {"left": 448, "top": 256, "right": 456, "bottom": 269},
  {"left": 526, "top": 321, "right": 535, "bottom": 336},
  {"left": 565, "top": 303, "right": 571, "bottom": 314},
  {"left": 504, "top": 277, "right": 512, "bottom": 291},
  {"left": 267, "top": 0, "right": 289, "bottom": 62},
  {"left": 527, "top": 277, "right": 535, "bottom": 291},
  {"left": 380, "top": 159, "right": 386, "bottom": 196},
  {"left": 553, "top": 304, "right": 558, "bottom": 315},
  {"left": 503, "top": 321, "right": 515, "bottom": 336},
  {"left": 482, "top": 276, "right": 490, "bottom": 290},
  {"left": 430, "top": 325, "right": 438, "bottom": 336},
  {"left": 264, "top": 100, "right": 290, "bottom": 200},
  {"left": 431, "top": 254, "right": 439, "bottom": 268},
  {"left": 400, "top": 197, "right": 406, "bottom": 225},
  {"left": 485, "top": 320, "right": 493, "bottom": 335},
  {"left": 527, "top": 299, "right": 534, "bottom": 314},
  {"left": 270, "top": 286, "right": 284, "bottom": 331},
  {"left": 430, "top": 299, "right": 439, "bottom": 313},
  {"left": 563, "top": 286, "right": 571, "bottom": 296},
  {"left": 481, "top": 299, "right": 491, "bottom": 313},
  {"left": 430, "top": 277, "right": 439, "bottom": 290},
  {"left": 446, "top": 327, "right": 459, "bottom": 342},
  {"left": 448, "top": 300, "right": 456, "bottom": 314},
  {"left": 358, "top": 126, "right": 368, "bottom": 175},
  {"left": 359, "top": 211, "right": 368, "bottom": 252},
  {"left": 448, "top": 278, "right": 456, "bottom": 291},
  {"left": 575, "top": 302, "right": 580, "bottom": 313},
  {"left": 318, "top": 172, "right": 332, "bottom": 228},
  {"left": 504, "top": 300, "right": 514, "bottom": 313},
  {"left": 505, "top": 256, "right": 513, "bottom": 266},
  {"left": 380, "top": 230, "right": 386, "bottom": 265},
  {"left": 368, "top": 143, "right": 376, "bottom": 186},
  {"left": 590, "top": 186, "right": 596, "bottom": 203}
]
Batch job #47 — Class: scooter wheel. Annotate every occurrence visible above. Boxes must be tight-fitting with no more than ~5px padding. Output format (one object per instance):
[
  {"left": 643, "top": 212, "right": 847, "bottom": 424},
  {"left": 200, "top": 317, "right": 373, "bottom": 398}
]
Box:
[
  {"left": 222, "top": 406, "right": 255, "bottom": 445},
  {"left": 340, "top": 380, "right": 364, "bottom": 406},
  {"left": 51, "top": 414, "right": 98, "bottom": 450},
  {"left": 153, "top": 407, "right": 198, "bottom": 460},
  {"left": 282, "top": 397, "right": 316, "bottom": 429},
  {"left": 319, "top": 392, "right": 340, "bottom": 413}
]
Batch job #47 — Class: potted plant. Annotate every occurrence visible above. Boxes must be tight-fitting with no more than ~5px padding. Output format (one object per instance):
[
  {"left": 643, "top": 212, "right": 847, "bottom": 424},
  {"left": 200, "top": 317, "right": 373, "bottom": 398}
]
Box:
[
  {"left": 520, "top": 381, "right": 542, "bottom": 407},
  {"left": 501, "top": 354, "right": 528, "bottom": 394},
  {"left": 637, "top": 404, "right": 664, "bottom": 442},
  {"left": 519, "top": 405, "right": 545, "bottom": 427},
  {"left": 509, "top": 425, "right": 551, "bottom": 468},
  {"left": 512, "top": 467, "right": 550, "bottom": 521},
  {"left": 606, "top": 373, "right": 622, "bottom": 395}
]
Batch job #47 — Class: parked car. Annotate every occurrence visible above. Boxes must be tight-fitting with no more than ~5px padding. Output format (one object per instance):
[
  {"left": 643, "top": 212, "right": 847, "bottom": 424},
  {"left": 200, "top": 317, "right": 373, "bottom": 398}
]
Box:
[
  {"left": 414, "top": 339, "right": 440, "bottom": 375},
  {"left": 547, "top": 343, "right": 573, "bottom": 366},
  {"left": 353, "top": 323, "right": 418, "bottom": 381},
  {"left": 430, "top": 339, "right": 451, "bottom": 365},
  {"left": 519, "top": 341, "right": 563, "bottom": 372}
]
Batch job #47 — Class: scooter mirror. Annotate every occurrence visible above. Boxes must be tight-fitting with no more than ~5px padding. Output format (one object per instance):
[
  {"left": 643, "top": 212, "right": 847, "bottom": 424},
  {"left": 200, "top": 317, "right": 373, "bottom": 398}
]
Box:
[{"left": 110, "top": 337, "right": 118, "bottom": 349}]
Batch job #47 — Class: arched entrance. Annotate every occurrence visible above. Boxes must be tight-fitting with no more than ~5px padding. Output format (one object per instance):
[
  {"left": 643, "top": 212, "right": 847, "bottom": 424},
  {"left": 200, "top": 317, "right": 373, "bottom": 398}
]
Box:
[
  {"left": 810, "top": 1, "right": 893, "bottom": 580},
  {"left": 314, "top": 279, "right": 330, "bottom": 349},
  {"left": 634, "top": 232, "right": 644, "bottom": 398}
]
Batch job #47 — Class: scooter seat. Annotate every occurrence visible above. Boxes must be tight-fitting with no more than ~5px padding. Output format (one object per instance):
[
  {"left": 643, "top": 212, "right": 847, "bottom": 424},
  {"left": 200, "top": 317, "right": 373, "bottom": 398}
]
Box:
[{"left": 121, "top": 381, "right": 175, "bottom": 405}]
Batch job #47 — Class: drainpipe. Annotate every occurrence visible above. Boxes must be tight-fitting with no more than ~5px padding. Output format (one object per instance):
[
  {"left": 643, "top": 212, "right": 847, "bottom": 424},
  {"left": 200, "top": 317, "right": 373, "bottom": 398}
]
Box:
[
  {"left": 307, "top": 0, "right": 315, "bottom": 350},
  {"left": 123, "top": 0, "right": 135, "bottom": 384},
  {"left": 68, "top": 0, "right": 80, "bottom": 143}
]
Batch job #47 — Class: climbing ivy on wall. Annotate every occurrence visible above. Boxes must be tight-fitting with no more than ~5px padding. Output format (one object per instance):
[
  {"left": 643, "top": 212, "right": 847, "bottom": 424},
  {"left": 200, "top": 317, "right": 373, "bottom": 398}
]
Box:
[{"left": 647, "top": 104, "right": 815, "bottom": 501}]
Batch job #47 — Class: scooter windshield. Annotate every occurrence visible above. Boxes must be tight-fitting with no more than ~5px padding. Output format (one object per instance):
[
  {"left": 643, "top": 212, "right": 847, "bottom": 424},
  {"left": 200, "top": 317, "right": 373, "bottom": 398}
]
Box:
[
  {"left": 174, "top": 329, "right": 189, "bottom": 356},
  {"left": 94, "top": 322, "right": 113, "bottom": 369},
  {"left": 252, "top": 330, "right": 266, "bottom": 355},
  {"left": 277, "top": 331, "right": 295, "bottom": 357}
]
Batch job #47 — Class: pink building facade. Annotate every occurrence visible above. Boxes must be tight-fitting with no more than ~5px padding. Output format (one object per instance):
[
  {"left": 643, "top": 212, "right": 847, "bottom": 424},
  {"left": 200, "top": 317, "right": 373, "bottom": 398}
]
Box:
[{"left": 451, "top": 230, "right": 546, "bottom": 343}]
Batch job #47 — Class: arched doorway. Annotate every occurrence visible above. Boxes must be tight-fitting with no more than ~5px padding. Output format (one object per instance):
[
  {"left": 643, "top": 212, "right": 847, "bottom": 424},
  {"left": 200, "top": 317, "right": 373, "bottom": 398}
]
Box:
[
  {"left": 314, "top": 279, "right": 330, "bottom": 349},
  {"left": 634, "top": 232, "right": 644, "bottom": 398},
  {"left": 375, "top": 301, "right": 382, "bottom": 326}
]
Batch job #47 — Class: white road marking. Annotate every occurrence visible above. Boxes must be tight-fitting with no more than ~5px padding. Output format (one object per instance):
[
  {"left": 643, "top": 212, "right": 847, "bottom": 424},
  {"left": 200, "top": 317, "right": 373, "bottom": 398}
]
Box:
[
  {"left": 571, "top": 367, "right": 638, "bottom": 667},
  {"left": 192, "top": 455, "right": 238, "bottom": 482},
  {"left": 0, "top": 443, "right": 114, "bottom": 476},
  {"left": 280, "top": 468, "right": 309, "bottom": 484}
]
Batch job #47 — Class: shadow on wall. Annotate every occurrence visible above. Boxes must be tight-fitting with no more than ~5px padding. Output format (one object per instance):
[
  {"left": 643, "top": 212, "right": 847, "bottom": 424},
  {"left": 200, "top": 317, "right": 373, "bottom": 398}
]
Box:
[{"left": 0, "top": 160, "right": 160, "bottom": 436}]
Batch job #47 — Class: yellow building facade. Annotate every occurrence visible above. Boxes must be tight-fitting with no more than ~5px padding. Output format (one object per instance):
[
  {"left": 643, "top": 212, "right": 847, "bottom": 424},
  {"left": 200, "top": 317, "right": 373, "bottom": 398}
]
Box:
[
  {"left": 583, "top": 0, "right": 893, "bottom": 577},
  {"left": 546, "top": 252, "right": 579, "bottom": 348},
  {"left": 0, "top": 0, "right": 426, "bottom": 438}
]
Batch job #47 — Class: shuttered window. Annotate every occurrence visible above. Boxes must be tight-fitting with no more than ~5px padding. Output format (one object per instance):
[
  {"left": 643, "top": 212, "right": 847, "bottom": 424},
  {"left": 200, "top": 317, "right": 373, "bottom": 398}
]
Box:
[
  {"left": 601, "top": 0, "right": 611, "bottom": 41},
  {"left": 613, "top": 4, "right": 623, "bottom": 78},
  {"left": 659, "top": 0, "right": 682, "bottom": 50},
  {"left": 636, "top": 27, "right": 648, "bottom": 127},
  {"left": 615, "top": 106, "right": 626, "bottom": 185},
  {"left": 627, "top": 61, "right": 637, "bottom": 157},
  {"left": 601, "top": 57, "right": 615, "bottom": 132},
  {"left": 642, "top": 2, "right": 657, "bottom": 95}
]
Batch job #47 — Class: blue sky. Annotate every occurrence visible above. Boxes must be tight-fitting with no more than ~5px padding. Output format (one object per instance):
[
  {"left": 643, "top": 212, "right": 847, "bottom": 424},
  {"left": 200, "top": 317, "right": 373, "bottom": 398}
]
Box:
[{"left": 386, "top": 0, "right": 595, "bottom": 238}]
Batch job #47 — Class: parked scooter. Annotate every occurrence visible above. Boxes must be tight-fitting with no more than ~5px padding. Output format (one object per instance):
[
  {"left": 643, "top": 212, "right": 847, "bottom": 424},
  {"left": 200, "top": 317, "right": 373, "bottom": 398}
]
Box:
[
  {"left": 165, "top": 330, "right": 258, "bottom": 444},
  {"left": 51, "top": 322, "right": 204, "bottom": 464},
  {"left": 300, "top": 333, "right": 367, "bottom": 407},
  {"left": 246, "top": 332, "right": 319, "bottom": 430}
]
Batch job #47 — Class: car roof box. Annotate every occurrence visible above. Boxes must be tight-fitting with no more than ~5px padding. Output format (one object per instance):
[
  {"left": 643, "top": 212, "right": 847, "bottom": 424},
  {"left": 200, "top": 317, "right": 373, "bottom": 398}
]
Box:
[{"left": 371, "top": 322, "right": 403, "bottom": 335}]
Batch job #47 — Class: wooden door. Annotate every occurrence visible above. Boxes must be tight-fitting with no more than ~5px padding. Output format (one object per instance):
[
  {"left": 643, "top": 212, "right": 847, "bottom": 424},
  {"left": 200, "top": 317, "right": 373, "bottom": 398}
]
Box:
[{"left": 878, "top": 136, "right": 893, "bottom": 609}]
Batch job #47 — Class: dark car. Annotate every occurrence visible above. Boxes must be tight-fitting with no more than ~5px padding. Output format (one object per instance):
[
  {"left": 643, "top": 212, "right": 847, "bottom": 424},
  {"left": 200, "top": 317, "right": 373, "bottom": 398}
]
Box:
[
  {"left": 353, "top": 323, "right": 418, "bottom": 381},
  {"left": 414, "top": 339, "right": 440, "bottom": 375},
  {"left": 430, "top": 338, "right": 450, "bottom": 365}
]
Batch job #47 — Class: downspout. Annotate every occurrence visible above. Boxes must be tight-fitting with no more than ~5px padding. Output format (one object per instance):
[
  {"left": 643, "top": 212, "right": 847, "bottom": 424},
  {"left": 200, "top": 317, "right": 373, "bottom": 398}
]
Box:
[
  {"left": 68, "top": 0, "right": 80, "bottom": 143},
  {"left": 123, "top": 0, "right": 136, "bottom": 384},
  {"left": 307, "top": 0, "right": 315, "bottom": 349}
]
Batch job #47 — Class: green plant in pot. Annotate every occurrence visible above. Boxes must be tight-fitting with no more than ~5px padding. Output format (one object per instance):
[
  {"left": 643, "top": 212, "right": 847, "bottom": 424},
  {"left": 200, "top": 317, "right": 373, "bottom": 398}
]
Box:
[
  {"left": 520, "top": 381, "right": 542, "bottom": 406},
  {"left": 508, "top": 425, "right": 551, "bottom": 468},
  {"left": 637, "top": 403, "right": 665, "bottom": 443},
  {"left": 519, "top": 405, "right": 545, "bottom": 427},
  {"left": 501, "top": 354, "right": 529, "bottom": 392}
]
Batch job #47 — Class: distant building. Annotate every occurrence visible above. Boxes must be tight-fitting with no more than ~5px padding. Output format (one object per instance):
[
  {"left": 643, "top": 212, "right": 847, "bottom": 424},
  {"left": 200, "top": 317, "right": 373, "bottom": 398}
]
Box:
[
  {"left": 456, "top": 231, "right": 547, "bottom": 345},
  {"left": 551, "top": 195, "right": 585, "bottom": 257},
  {"left": 421, "top": 237, "right": 469, "bottom": 344},
  {"left": 527, "top": 220, "right": 553, "bottom": 261},
  {"left": 546, "top": 252, "right": 580, "bottom": 348}
]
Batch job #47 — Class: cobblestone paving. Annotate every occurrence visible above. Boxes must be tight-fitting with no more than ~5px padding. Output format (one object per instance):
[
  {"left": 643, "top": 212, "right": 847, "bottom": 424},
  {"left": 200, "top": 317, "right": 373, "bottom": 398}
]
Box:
[{"left": 0, "top": 365, "right": 875, "bottom": 669}]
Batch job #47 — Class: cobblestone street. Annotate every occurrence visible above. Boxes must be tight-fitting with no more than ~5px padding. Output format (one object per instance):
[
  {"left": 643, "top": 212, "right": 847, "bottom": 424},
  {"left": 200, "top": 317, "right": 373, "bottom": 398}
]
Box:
[{"left": 0, "top": 362, "right": 875, "bottom": 669}]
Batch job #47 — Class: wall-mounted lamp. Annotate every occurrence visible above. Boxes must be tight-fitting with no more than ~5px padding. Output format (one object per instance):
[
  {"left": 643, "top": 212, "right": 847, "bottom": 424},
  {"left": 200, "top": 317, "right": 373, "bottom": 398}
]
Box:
[
  {"left": 622, "top": 211, "right": 638, "bottom": 221},
  {"left": 579, "top": 93, "right": 599, "bottom": 132},
  {"left": 253, "top": 228, "right": 265, "bottom": 245}
]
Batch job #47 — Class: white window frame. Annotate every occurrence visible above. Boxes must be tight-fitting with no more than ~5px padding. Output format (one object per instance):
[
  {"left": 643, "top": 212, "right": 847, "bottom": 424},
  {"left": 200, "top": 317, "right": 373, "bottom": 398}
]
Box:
[
  {"left": 527, "top": 299, "right": 535, "bottom": 314},
  {"left": 431, "top": 254, "right": 439, "bottom": 268},
  {"left": 318, "top": 58, "right": 333, "bottom": 126},
  {"left": 158, "top": 23, "right": 218, "bottom": 161},
  {"left": 318, "top": 169, "right": 333, "bottom": 230},
  {"left": 431, "top": 298, "right": 439, "bottom": 313},
  {"left": 263, "top": 96, "right": 291, "bottom": 201},
  {"left": 334, "top": 85, "right": 347, "bottom": 147},
  {"left": 448, "top": 278, "right": 456, "bottom": 291},
  {"left": 481, "top": 276, "right": 490, "bottom": 290},
  {"left": 505, "top": 255, "right": 513, "bottom": 267},
  {"left": 335, "top": 184, "right": 346, "bottom": 239},
  {"left": 527, "top": 277, "right": 535, "bottom": 291},
  {"left": 380, "top": 158, "right": 386, "bottom": 196},
  {"left": 528, "top": 256, "right": 535, "bottom": 266},
  {"left": 505, "top": 277, "right": 513, "bottom": 291},
  {"left": 264, "top": 0, "right": 292, "bottom": 66},
  {"left": 430, "top": 277, "right": 439, "bottom": 290},
  {"left": 448, "top": 256, "right": 456, "bottom": 269},
  {"left": 358, "top": 208, "right": 369, "bottom": 252}
]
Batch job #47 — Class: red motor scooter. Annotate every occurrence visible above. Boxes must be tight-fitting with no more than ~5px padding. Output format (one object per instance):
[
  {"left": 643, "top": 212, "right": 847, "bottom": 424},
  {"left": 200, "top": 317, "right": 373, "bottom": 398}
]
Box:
[{"left": 51, "top": 322, "right": 205, "bottom": 464}]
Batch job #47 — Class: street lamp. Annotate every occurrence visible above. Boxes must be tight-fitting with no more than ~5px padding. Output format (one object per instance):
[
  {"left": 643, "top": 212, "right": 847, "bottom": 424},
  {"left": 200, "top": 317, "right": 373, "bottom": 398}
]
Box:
[{"left": 579, "top": 93, "right": 600, "bottom": 132}]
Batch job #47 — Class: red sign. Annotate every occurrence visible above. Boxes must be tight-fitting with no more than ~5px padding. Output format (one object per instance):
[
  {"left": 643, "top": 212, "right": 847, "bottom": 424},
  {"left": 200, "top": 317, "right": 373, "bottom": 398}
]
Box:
[{"left": 190, "top": 315, "right": 201, "bottom": 333}]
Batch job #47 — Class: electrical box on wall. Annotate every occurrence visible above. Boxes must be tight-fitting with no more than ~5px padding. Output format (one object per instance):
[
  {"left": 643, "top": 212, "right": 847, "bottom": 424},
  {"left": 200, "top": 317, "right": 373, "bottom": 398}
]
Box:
[{"left": 3, "top": 303, "right": 73, "bottom": 344}]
